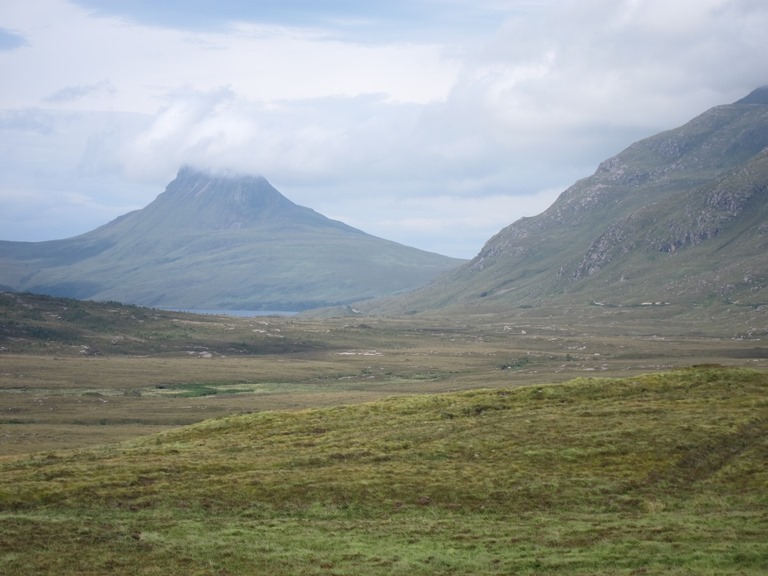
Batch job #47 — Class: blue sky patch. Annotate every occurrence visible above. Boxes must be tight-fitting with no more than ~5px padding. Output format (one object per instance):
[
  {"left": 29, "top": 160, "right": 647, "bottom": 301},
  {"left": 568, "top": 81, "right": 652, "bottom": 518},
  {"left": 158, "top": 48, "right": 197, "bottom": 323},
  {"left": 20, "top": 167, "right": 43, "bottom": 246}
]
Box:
[{"left": 0, "top": 28, "right": 27, "bottom": 51}]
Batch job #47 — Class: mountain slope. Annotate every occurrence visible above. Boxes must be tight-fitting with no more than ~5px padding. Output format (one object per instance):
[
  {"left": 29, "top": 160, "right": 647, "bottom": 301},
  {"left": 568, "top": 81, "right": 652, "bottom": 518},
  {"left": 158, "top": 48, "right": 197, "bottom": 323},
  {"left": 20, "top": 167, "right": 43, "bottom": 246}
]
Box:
[
  {"left": 0, "top": 168, "right": 464, "bottom": 310},
  {"left": 363, "top": 87, "right": 768, "bottom": 319}
]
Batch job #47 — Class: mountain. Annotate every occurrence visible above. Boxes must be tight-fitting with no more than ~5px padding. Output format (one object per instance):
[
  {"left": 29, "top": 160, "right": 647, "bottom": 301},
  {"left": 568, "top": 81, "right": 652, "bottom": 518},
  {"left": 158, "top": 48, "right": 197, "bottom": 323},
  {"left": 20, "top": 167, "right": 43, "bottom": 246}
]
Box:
[
  {"left": 0, "top": 167, "right": 464, "bottom": 310},
  {"left": 361, "top": 87, "right": 768, "bottom": 324}
]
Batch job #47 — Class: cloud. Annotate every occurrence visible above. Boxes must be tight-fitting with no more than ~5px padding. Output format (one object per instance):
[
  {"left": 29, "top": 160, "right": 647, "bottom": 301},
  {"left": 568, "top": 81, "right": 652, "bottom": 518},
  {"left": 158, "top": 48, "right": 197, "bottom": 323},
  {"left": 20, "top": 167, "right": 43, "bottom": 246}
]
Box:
[
  {"left": 0, "top": 109, "right": 56, "bottom": 134},
  {"left": 44, "top": 80, "right": 115, "bottom": 103},
  {"left": 466, "top": 0, "right": 768, "bottom": 124},
  {"left": 1, "top": 1, "right": 460, "bottom": 114},
  {"left": 0, "top": 108, "right": 156, "bottom": 242}
]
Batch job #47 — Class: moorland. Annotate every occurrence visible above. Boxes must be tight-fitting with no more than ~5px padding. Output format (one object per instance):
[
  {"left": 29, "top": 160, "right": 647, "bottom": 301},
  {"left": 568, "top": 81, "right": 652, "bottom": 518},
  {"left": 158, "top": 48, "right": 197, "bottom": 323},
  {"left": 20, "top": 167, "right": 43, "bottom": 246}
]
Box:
[{"left": 1, "top": 291, "right": 767, "bottom": 574}]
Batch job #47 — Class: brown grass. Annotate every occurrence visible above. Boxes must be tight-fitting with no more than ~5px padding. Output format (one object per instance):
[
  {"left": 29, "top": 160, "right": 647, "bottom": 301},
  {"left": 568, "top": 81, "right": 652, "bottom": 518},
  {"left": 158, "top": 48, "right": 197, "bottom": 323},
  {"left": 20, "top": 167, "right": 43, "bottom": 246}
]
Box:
[{"left": 2, "top": 292, "right": 768, "bottom": 455}]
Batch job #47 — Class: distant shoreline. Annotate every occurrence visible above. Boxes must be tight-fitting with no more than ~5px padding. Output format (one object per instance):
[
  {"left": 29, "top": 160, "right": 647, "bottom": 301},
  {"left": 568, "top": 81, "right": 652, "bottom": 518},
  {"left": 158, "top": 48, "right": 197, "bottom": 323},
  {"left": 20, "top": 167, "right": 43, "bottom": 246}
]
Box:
[{"left": 164, "top": 309, "right": 299, "bottom": 318}]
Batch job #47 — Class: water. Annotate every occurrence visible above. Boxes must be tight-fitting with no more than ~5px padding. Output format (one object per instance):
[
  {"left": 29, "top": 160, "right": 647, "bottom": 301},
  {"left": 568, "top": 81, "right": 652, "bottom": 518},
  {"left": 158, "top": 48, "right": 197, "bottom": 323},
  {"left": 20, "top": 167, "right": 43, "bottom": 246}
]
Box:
[{"left": 165, "top": 309, "right": 299, "bottom": 318}]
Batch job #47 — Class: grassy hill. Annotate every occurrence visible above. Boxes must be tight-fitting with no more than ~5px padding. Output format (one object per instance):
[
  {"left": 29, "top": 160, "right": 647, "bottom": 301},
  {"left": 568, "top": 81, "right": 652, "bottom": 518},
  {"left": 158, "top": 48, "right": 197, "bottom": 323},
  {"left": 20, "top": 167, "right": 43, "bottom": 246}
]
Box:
[
  {"left": 0, "top": 291, "right": 333, "bottom": 357},
  {"left": 1, "top": 365, "right": 766, "bottom": 575},
  {"left": 360, "top": 89, "right": 768, "bottom": 322}
]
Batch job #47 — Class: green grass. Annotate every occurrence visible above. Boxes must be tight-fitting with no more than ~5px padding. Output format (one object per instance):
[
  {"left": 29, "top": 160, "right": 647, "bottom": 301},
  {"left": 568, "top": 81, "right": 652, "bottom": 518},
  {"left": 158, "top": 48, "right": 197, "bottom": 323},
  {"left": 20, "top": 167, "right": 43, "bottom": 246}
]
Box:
[
  {"left": 1, "top": 365, "right": 766, "bottom": 574},
  {"left": 156, "top": 382, "right": 244, "bottom": 398}
]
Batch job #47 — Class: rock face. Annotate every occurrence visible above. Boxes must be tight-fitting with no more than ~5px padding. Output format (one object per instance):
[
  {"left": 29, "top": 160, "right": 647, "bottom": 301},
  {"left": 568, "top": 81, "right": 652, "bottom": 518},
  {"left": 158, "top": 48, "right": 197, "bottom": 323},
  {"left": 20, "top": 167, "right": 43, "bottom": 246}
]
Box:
[
  {"left": 364, "top": 87, "right": 768, "bottom": 318},
  {"left": 0, "top": 168, "right": 464, "bottom": 310}
]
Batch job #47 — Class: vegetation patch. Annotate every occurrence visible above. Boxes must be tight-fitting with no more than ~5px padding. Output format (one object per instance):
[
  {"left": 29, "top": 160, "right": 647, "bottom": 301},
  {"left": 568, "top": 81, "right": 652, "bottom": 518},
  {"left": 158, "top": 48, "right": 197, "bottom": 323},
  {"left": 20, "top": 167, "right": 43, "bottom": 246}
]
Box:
[
  {"left": 1, "top": 365, "right": 766, "bottom": 575},
  {"left": 155, "top": 382, "right": 244, "bottom": 398}
]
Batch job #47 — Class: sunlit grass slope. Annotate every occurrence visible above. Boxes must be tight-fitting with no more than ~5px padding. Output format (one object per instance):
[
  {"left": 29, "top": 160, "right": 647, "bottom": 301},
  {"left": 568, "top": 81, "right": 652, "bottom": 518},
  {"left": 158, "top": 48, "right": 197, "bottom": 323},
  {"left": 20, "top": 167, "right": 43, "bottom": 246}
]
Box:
[{"left": 1, "top": 365, "right": 767, "bottom": 575}]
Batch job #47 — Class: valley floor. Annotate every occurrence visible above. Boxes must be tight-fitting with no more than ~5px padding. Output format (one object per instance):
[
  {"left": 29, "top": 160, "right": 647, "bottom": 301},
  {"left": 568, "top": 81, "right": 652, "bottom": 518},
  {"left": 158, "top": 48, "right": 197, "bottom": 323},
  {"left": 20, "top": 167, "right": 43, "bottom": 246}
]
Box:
[{"left": 1, "top": 295, "right": 766, "bottom": 574}]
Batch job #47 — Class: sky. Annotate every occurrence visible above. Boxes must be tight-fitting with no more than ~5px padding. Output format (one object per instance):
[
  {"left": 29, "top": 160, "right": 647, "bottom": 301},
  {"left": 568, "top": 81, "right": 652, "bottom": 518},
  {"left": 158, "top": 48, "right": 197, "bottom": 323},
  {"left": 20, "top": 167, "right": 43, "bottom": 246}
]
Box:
[{"left": 1, "top": 1, "right": 767, "bottom": 258}]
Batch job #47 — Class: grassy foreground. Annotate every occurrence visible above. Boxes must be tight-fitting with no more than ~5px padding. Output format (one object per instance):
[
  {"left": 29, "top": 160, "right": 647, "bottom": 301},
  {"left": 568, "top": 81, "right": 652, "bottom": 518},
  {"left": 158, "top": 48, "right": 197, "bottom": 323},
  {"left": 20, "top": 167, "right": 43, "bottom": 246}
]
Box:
[{"left": 1, "top": 365, "right": 766, "bottom": 575}]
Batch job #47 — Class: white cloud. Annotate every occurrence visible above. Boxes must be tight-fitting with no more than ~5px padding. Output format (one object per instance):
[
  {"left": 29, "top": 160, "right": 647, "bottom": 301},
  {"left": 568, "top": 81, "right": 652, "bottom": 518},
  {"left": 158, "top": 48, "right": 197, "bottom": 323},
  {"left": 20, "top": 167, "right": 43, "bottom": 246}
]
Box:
[{"left": 0, "top": 1, "right": 459, "bottom": 112}]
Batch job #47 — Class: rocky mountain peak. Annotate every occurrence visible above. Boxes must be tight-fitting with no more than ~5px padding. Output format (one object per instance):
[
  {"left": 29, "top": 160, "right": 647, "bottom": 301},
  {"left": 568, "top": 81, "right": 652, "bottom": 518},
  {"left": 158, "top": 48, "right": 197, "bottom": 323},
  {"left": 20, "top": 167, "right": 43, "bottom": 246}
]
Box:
[
  {"left": 735, "top": 85, "right": 768, "bottom": 105},
  {"left": 144, "top": 166, "right": 352, "bottom": 233}
]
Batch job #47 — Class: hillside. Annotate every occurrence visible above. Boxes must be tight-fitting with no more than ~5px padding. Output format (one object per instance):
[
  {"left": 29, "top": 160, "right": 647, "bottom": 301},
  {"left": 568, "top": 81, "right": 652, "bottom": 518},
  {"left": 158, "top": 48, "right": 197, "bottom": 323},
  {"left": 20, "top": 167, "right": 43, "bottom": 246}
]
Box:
[
  {"left": 0, "top": 167, "right": 464, "bottom": 311},
  {"left": 361, "top": 87, "right": 768, "bottom": 321},
  {"left": 0, "top": 365, "right": 766, "bottom": 574}
]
